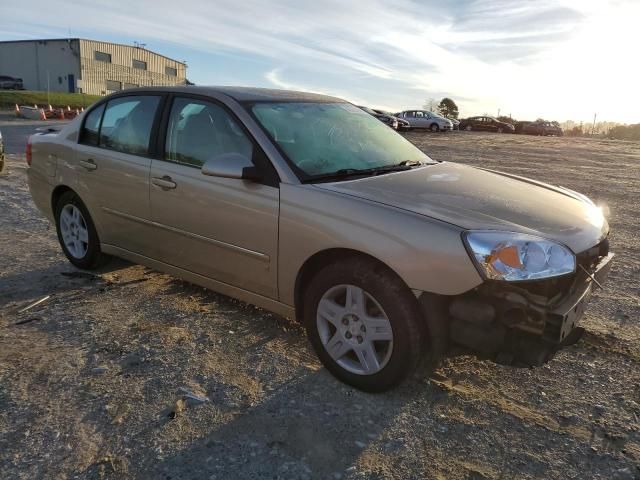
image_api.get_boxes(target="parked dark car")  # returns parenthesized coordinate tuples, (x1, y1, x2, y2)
(514, 121, 531, 134)
(0, 129, 4, 173)
(358, 106, 398, 129)
(459, 116, 515, 133)
(0, 75, 24, 90)
(523, 121, 564, 136)
(373, 109, 410, 130)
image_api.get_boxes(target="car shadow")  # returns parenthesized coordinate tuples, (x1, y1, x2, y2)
(145, 368, 427, 479)
(0, 257, 133, 309)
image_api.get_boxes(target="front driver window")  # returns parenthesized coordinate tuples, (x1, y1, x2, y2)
(165, 98, 253, 168)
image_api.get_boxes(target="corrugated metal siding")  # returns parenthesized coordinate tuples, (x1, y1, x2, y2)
(0, 39, 81, 92)
(78, 39, 186, 95)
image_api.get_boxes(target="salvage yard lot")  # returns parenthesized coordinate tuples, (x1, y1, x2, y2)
(1, 131, 639, 479)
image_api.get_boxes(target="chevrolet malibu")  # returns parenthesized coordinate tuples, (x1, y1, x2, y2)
(27, 87, 613, 392)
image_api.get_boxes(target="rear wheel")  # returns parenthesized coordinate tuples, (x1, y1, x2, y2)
(303, 258, 424, 392)
(497, 127, 504, 133)
(55, 191, 108, 269)
(430, 123, 440, 132)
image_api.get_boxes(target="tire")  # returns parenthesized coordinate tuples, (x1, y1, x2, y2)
(465, 125, 472, 131)
(430, 123, 440, 132)
(55, 191, 109, 269)
(303, 258, 424, 392)
(497, 127, 504, 134)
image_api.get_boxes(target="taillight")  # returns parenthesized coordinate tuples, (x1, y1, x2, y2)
(26, 141, 32, 166)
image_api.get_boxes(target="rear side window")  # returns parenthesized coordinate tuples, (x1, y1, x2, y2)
(80, 104, 105, 146)
(99, 96, 160, 155)
(164, 97, 253, 168)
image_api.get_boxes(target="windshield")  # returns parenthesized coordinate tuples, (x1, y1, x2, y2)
(250, 102, 433, 179)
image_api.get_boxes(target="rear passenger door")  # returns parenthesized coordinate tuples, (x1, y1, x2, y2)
(75, 94, 162, 253)
(148, 96, 280, 298)
(412, 111, 428, 129)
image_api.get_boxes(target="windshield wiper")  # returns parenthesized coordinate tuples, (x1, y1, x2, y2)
(304, 160, 431, 183)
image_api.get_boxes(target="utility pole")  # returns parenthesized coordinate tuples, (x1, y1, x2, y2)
(46, 70, 50, 106)
(591, 113, 597, 135)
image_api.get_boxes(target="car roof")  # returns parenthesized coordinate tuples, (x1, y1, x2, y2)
(111, 85, 345, 103)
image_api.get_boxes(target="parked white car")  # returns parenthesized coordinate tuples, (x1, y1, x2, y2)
(395, 110, 453, 132)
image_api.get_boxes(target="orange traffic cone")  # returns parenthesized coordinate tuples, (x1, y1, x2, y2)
(48, 104, 53, 111)
(39, 108, 46, 120)
(67, 105, 71, 111)
(34, 104, 38, 109)
(14, 104, 20, 116)
(57, 108, 65, 120)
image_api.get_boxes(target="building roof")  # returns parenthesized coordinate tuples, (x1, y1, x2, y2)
(119, 85, 345, 103)
(0, 38, 185, 65)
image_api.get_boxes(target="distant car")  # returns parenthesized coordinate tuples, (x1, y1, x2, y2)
(395, 110, 453, 132)
(0, 129, 4, 173)
(514, 121, 531, 134)
(395, 117, 411, 131)
(523, 121, 564, 136)
(358, 106, 398, 129)
(372, 109, 410, 131)
(448, 118, 460, 130)
(459, 116, 515, 133)
(0, 75, 24, 90)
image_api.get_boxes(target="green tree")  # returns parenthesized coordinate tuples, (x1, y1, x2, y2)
(437, 98, 459, 119)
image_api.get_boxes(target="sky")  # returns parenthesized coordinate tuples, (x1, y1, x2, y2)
(1, 0, 638, 123)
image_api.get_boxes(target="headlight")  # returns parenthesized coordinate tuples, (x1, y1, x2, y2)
(463, 231, 575, 281)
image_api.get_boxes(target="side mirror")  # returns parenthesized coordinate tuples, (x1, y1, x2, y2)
(201, 153, 261, 181)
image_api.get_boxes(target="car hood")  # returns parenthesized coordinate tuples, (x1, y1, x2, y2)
(314, 162, 608, 253)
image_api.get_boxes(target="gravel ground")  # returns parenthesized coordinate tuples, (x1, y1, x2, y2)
(0, 131, 639, 479)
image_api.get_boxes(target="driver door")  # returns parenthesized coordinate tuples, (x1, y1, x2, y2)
(148, 96, 280, 298)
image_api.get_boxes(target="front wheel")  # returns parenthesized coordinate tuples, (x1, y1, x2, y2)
(303, 259, 425, 392)
(55, 191, 109, 269)
(430, 123, 440, 132)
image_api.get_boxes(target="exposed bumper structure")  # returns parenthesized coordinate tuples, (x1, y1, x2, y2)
(419, 239, 613, 366)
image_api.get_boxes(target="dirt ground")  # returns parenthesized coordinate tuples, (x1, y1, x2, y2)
(1, 131, 639, 479)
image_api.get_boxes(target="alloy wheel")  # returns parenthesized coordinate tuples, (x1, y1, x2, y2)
(59, 204, 89, 259)
(316, 284, 393, 375)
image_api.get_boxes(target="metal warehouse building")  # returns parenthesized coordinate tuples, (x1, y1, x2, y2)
(0, 38, 187, 95)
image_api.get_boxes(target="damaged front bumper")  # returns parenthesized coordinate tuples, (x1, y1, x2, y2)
(419, 241, 614, 366)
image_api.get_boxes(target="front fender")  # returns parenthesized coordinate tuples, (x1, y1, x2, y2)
(277, 184, 483, 306)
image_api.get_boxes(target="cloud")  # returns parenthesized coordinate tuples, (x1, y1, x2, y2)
(1, 0, 638, 122)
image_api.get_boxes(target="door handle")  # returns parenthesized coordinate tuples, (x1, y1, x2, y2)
(79, 159, 97, 171)
(151, 176, 177, 189)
